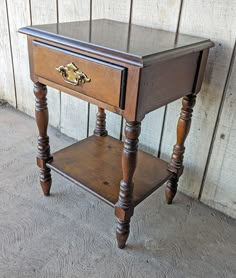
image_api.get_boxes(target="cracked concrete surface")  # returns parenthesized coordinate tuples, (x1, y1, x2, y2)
(0, 105, 235, 278)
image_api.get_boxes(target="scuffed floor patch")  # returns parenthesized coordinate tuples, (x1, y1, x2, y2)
(0, 106, 236, 278)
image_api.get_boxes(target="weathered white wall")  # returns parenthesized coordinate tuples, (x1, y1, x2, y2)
(0, 0, 235, 218)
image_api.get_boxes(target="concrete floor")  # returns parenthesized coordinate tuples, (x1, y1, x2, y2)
(0, 104, 235, 278)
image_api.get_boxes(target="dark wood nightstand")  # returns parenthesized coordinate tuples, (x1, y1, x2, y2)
(19, 19, 213, 249)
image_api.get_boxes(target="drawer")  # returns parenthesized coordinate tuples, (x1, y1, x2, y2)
(31, 41, 127, 108)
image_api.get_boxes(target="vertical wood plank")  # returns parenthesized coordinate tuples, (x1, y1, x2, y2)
(30, 0, 60, 128)
(132, 0, 181, 30)
(58, 0, 90, 140)
(6, 0, 32, 114)
(161, 0, 236, 198)
(201, 45, 236, 218)
(89, 0, 131, 139)
(0, 1, 16, 107)
(92, 0, 131, 21)
(132, 0, 181, 155)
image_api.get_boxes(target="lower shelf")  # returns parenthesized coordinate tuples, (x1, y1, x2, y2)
(47, 135, 172, 207)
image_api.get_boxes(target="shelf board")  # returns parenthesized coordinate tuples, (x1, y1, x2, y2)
(47, 135, 172, 207)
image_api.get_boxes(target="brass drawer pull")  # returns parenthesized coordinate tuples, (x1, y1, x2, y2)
(56, 62, 91, 86)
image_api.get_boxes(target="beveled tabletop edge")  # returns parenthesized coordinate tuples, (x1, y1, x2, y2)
(19, 19, 214, 67)
(19, 26, 144, 67)
(144, 40, 214, 65)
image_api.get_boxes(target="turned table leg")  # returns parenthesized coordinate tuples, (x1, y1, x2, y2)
(93, 107, 108, 136)
(165, 94, 196, 204)
(115, 121, 141, 249)
(33, 82, 52, 196)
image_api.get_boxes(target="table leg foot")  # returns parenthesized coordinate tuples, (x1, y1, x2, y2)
(116, 219, 130, 249)
(40, 168, 52, 196)
(166, 94, 196, 204)
(115, 121, 141, 249)
(165, 175, 178, 204)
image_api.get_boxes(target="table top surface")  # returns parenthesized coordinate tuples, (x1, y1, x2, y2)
(19, 19, 213, 65)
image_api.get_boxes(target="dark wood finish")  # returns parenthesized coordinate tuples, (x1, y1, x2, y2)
(19, 19, 213, 249)
(36, 77, 123, 116)
(47, 135, 171, 206)
(33, 82, 52, 196)
(21, 20, 214, 122)
(165, 94, 196, 204)
(137, 52, 199, 120)
(19, 19, 213, 67)
(32, 41, 127, 108)
(27, 35, 140, 121)
(115, 121, 141, 249)
(192, 49, 210, 94)
(94, 107, 108, 136)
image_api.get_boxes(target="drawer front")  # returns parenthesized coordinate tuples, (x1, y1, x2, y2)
(31, 41, 127, 108)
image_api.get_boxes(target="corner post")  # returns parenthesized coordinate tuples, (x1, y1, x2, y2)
(93, 107, 108, 136)
(165, 94, 196, 204)
(33, 82, 52, 195)
(115, 121, 141, 248)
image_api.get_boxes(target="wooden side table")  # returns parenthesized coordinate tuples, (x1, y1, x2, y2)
(19, 19, 213, 249)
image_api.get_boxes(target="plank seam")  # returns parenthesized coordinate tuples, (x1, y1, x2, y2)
(5, 0, 18, 108)
(119, 0, 133, 141)
(175, 0, 184, 44)
(157, 105, 168, 158)
(56, 0, 59, 26)
(87, 0, 93, 137)
(56, 0, 62, 130)
(157, 0, 184, 158)
(119, 117, 124, 141)
(129, 0, 133, 26)
(90, 0, 92, 21)
(198, 39, 236, 200)
(87, 103, 90, 137)
(29, 0, 32, 26)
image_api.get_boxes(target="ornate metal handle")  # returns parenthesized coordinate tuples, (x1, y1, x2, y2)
(56, 62, 91, 86)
